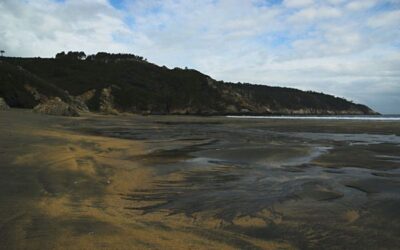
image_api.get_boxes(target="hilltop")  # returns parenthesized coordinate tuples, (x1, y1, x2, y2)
(0, 52, 377, 115)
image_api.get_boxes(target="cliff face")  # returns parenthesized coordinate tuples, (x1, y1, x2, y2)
(0, 54, 377, 115)
(0, 97, 9, 110)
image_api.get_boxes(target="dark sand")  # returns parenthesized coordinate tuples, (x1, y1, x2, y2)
(1, 109, 400, 249)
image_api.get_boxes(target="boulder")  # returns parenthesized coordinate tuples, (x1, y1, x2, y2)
(0, 97, 10, 110)
(33, 97, 79, 116)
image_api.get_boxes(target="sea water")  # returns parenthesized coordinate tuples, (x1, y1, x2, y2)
(227, 115, 400, 121)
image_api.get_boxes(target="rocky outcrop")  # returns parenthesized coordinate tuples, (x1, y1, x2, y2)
(77, 89, 96, 103)
(0, 97, 10, 110)
(67, 96, 90, 112)
(99, 87, 118, 115)
(62, 89, 96, 113)
(24, 84, 48, 102)
(33, 97, 79, 116)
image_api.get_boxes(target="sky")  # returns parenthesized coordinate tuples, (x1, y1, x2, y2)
(0, 0, 399, 113)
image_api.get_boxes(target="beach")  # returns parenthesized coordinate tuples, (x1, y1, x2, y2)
(1, 109, 399, 249)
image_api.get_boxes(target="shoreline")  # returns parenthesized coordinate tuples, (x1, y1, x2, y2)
(227, 115, 400, 121)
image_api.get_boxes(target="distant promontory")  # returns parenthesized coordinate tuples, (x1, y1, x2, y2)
(0, 52, 378, 116)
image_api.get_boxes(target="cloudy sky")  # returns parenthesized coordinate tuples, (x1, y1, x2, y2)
(1, 0, 399, 113)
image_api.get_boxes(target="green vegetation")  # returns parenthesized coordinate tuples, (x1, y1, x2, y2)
(0, 52, 376, 115)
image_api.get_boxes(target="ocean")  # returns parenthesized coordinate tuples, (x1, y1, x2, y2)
(227, 115, 400, 121)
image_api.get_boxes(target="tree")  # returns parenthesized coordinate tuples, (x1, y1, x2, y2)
(0, 50, 5, 57)
(67, 51, 86, 60)
(55, 51, 66, 59)
(56, 51, 86, 60)
(77, 51, 86, 60)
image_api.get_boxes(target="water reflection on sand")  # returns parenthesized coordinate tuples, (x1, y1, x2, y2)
(1, 110, 400, 249)
(89, 114, 400, 249)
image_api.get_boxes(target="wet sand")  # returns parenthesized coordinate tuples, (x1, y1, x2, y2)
(1, 109, 400, 249)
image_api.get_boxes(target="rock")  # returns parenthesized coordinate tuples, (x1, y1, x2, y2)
(99, 87, 118, 115)
(24, 84, 48, 102)
(65, 94, 90, 113)
(78, 89, 96, 103)
(64, 89, 96, 113)
(225, 105, 238, 113)
(68, 96, 90, 112)
(33, 97, 80, 116)
(0, 97, 10, 110)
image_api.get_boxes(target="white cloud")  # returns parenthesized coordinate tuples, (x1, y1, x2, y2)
(367, 10, 400, 27)
(345, 0, 378, 11)
(0, 0, 399, 113)
(288, 6, 342, 22)
(326, 0, 347, 5)
(0, 0, 133, 56)
(283, 0, 314, 8)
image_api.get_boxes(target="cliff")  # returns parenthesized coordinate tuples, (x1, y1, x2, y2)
(0, 53, 377, 115)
